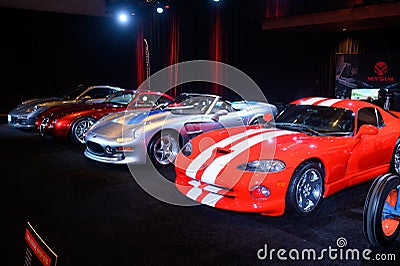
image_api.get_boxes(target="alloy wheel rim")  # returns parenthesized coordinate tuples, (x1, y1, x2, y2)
(75, 119, 95, 143)
(153, 134, 179, 165)
(394, 144, 400, 174)
(295, 168, 323, 213)
(382, 188, 399, 237)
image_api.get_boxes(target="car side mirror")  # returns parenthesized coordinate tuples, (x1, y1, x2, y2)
(263, 113, 274, 123)
(212, 110, 229, 121)
(356, 124, 378, 138)
(81, 95, 92, 103)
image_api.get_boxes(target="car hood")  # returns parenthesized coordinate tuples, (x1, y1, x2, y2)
(231, 101, 278, 115)
(37, 99, 81, 108)
(10, 97, 59, 113)
(43, 102, 121, 118)
(88, 109, 167, 138)
(190, 125, 354, 155)
(187, 127, 303, 164)
(22, 97, 61, 105)
(182, 126, 354, 186)
(10, 98, 81, 115)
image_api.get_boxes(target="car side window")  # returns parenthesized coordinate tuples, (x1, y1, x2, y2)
(156, 95, 172, 105)
(211, 100, 233, 114)
(356, 107, 384, 132)
(83, 88, 112, 99)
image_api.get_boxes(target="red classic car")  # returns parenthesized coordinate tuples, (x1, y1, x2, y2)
(175, 97, 400, 217)
(36, 90, 173, 143)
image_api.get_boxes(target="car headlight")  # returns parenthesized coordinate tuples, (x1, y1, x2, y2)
(237, 160, 286, 172)
(133, 128, 143, 138)
(116, 127, 143, 143)
(181, 141, 192, 156)
(116, 137, 134, 143)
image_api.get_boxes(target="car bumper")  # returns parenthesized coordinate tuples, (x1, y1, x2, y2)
(38, 118, 69, 140)
(175, 166, 290, 216)
(84, 138, 147, 165)
(7, 114, 36, 128)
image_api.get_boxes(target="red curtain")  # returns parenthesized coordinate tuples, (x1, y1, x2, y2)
(135, 18, 145, 89)
(265, 0, 287, 18)
(168, 11, 180, 97)
(209, 7, 224, 96)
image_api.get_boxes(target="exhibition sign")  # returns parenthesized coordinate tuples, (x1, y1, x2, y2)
(335, 53, 400, 100)
(24, 222, 58, 266)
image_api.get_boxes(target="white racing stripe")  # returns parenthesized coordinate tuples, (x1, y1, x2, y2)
(317, 98, 343, 107)
(186, 187, 202, 200)
(299, 97, 326, 105)
(200, 130, 295, 184)
(203, 185, 222, 194)
(201, 194, 224, 207)
(185, 128, 271, 178)
(186, 176, 224, 205)
(188, 180, 201, 187)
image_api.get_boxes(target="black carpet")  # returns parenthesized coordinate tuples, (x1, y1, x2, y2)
(0, 124, 399, 265)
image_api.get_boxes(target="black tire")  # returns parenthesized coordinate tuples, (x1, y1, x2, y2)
(147, 130, 180, 167)
(363, 173, 400, 248)
(69, 117, 96, 144)
(390, 138, 400, 175)
(285, 161, 324, 216)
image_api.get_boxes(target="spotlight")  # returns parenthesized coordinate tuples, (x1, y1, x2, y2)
(118, 12, 129, 23)
(156, 7, 164, 14)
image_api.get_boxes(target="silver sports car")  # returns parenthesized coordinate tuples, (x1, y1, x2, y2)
(8, 85, 125, 129)
(84, 93, 278, 167)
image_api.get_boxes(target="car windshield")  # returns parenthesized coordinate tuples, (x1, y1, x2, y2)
(128, 93, 165, 108)
(270, 105, 355, 136)
(169, 96, 216, 115)
(156, 94, 195, 110)
(107, 91, 135, 105)
(61, 85, 88, 100)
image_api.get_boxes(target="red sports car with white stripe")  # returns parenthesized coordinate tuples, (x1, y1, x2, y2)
(175, 97, 400, 216)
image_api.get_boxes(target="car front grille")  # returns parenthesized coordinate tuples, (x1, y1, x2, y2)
(8, 116, 35, 126)
(9, 116, 18, 124)
(87, 141, 104, 155)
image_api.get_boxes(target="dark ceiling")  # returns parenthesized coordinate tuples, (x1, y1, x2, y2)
(1, 0, 400, 32)
(0, 0, 107, 16)
(262, 0, 400, 32)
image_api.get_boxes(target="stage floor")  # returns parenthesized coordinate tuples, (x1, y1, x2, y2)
(1, 124, 399, 265)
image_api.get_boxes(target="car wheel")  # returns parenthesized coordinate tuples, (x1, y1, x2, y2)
(363, 173, 400, 248)
(390, 139, 400, 175)
(148, 131, 180, 167)
(70, 117, 96, 144)
(286, 161, 324, 216)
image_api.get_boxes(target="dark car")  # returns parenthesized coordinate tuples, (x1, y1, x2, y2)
(8, 85, 125, 129)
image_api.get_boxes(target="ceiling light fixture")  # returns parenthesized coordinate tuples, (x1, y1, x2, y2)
(156, 7, 164, 14)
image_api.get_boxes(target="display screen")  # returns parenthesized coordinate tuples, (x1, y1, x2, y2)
(350, 88, 382, 100)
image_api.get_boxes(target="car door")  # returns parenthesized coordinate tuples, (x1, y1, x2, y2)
(346, 107, 393, 180)
(209, 100, 245, 128)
